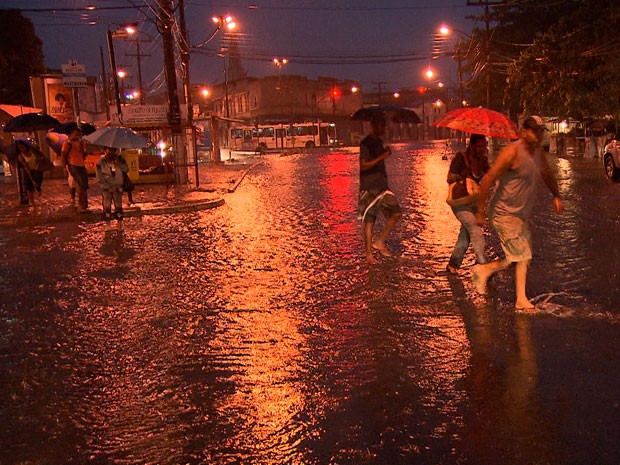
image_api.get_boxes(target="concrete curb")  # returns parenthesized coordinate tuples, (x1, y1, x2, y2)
(0, 198, 225, 228)
(227, 161, 262, 193)
(0, 159, 261, 228)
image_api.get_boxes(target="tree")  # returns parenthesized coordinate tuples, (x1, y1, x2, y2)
(505, 0, 620, 120)
(0, 9, 46, 105)
(463, 0, 579, 112)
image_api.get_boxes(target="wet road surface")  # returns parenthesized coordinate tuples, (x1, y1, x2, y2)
(1, 141, 620, 464)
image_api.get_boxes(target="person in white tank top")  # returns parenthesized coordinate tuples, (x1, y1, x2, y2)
(472, 116, 564, 313)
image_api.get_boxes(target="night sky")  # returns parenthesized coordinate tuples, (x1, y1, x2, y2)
(3, 0, 478, 95)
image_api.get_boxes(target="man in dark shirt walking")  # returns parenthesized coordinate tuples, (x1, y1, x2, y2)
(358, 114, 402, 264)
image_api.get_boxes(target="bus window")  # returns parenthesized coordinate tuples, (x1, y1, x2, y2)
(243, 129, 252, 142)
(231, 129, 243, 139)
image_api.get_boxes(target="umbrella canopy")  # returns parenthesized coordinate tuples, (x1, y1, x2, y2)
(351, 105, 422, 124)
(52, 121, 97, 136)
(433, 107, 519, 139)
(4, 112, 61, 132)
(83, 126, 148, 149)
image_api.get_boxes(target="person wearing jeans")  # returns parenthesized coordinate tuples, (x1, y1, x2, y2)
(96, 147, 125, 221)
(446, 134, 490, 273)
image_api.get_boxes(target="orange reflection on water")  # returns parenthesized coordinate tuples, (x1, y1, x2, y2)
(317, 151, 358, 243)
(409, 144, 459, 262)
(202, 170, 308, 461)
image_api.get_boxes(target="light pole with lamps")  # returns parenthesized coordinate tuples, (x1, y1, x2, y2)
(106, 28, 123, 119)
(123, 24, 150, 105)
(273, 57, 288, 118)
(116, 69, 127, 104)
(106, 23, 144, 121)
(421, 67, 434, 139)
(438, 24, 473, 108)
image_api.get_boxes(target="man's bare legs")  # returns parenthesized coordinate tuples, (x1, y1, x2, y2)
(514, 259, 534, 309)
(471, 258, 510, 294)
(372, 212, 401, 257)
(473, 258, 535, 309)
(364, 221, 378, 264)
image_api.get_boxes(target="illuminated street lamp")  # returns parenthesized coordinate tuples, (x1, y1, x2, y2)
(273, 57, 288, 117)
(212, 15, 236, 31)
(438, 24, 473, 108)
(123, 24, 148, 105)
(116, 69, 127, 104)
(421, 66, 436, 139)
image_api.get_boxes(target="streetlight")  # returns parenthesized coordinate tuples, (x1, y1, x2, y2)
(106, 22, 142, 118)
(212, 15, 236, 31)
(438, 24, 473, 108)
(116, 69, 127, 104)
(273, 57, 288, 118)
(123, 24, 149, 105)
(421, 66, 436, 138)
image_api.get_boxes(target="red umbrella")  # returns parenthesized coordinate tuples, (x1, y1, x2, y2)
(433, 107, 519, 139)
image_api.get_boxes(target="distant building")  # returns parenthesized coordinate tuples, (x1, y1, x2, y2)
(190, 75, 363, 145)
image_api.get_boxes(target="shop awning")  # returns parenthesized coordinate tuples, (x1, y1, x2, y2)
(0, 104, 43, 120)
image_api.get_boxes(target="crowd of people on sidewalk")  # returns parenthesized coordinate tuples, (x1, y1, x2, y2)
(359, 114, 563, 314)
(1, 128, 134, 221)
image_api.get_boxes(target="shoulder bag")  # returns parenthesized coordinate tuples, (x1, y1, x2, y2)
(446, 152, 480, 207)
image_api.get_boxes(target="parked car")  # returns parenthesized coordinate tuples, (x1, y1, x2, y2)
(603, 137, 620, 181)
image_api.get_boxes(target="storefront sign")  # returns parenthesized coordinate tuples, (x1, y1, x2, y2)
(122, 105, 169, 124)
(61, 60, 87, 88)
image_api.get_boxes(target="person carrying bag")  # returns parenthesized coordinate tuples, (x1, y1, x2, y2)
(445, 134, 491, 274)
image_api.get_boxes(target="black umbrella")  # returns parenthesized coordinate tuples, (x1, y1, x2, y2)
(52, 121, 97, 136)
(4, 112, 60, 132)
(351, 104, 421, 124)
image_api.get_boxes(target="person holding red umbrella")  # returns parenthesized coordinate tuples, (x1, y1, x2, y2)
(473, 116, 564, 313)
(445, 134, 490, 274)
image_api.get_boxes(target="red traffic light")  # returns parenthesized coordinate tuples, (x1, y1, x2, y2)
(331, 88, 341, 98)
(417, 86, 427, 94)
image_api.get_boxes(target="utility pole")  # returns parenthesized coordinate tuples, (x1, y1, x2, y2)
(160, 0, 181, 131)
(99, 46, 110, 120)
(177, 0, 199, 186)
(372, 80, 386, 104)
(160, 0, 187, 183)
(125, 38, 151, 105)
(106, 30, 122, 121)
(466, 0, 509, 109)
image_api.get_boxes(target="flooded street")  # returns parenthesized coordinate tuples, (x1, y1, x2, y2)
(1, 141, 620, 464)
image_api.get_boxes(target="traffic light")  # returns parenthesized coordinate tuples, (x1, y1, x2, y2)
(331, 88, 341, 98)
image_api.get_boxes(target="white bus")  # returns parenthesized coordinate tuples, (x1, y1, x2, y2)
(229, 121, 338, 152)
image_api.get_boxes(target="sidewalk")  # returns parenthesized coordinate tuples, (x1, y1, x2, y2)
(0, 157, 262, 227)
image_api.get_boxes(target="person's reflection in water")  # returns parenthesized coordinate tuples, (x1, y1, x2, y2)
(99, 229, 135, 264)
(447, 276, 559, 464)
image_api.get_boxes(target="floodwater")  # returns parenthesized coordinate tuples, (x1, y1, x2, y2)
(1, 141, 620, 465)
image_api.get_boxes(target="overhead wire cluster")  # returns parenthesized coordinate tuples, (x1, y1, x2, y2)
(15, 0, 467, 93)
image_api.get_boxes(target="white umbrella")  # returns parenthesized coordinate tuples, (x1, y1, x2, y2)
(83, 126, 148, 149)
